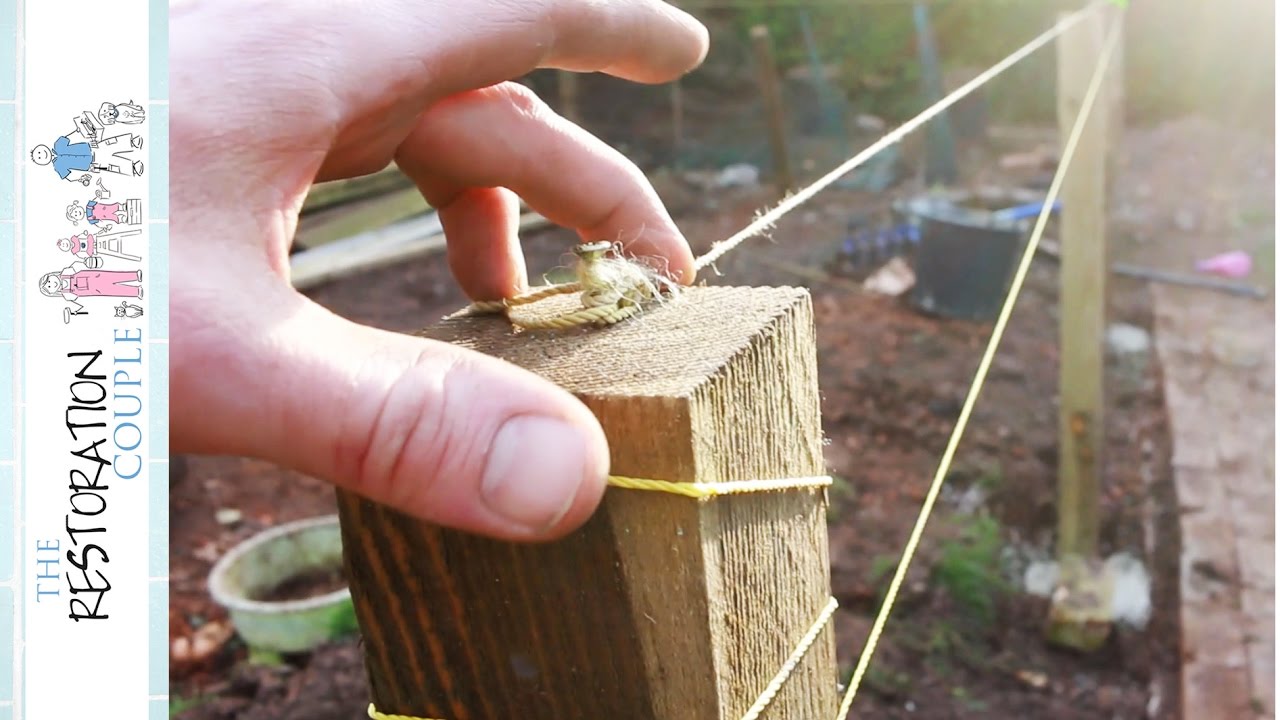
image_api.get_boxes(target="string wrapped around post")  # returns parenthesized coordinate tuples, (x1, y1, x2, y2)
(366, 471, 837, 720)
(362, 5, 1110, 720)
(368, 598, 837, 720)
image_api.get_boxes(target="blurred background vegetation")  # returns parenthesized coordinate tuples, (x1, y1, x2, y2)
(671, 0, 1274, 130)
(516, 0, 1272, 175)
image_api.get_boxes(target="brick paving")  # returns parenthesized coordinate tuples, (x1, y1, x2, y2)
(1152, 285, 1275, 720)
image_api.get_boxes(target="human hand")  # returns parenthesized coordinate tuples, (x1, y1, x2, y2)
(170, 0, 708, 541)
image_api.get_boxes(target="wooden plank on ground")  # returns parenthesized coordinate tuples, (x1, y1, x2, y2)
(302, 165, 413, 215)
(1153, 283, 1276, 719)
(296, 186, 430, 250)
(290, 211, 549, 290)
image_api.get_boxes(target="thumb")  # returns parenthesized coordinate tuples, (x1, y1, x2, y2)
(174, 295, 610, 541)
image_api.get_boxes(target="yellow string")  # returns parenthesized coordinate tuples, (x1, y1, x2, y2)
(364, 473, 833, 720)
(387, 7, 1108, 719)
(366, 594, 834, 717)
(835, 14, 1121, 719)
(741, 597, 840, 720)
(692, 9, 1094, 273)
(368, 596, 839, 720)
(368, 705, 439, 720)
(608, 474, 832, 498)
(459, 5, 1093, 332)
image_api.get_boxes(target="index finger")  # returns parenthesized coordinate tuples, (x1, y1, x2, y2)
(240, 0, 708, 112)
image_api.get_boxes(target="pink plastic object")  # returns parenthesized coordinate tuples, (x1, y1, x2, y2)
(1194, 250, 1253, 279)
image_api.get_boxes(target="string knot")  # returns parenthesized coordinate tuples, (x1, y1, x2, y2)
(468, 241, 679, 330)
(574, 240, 678, 309)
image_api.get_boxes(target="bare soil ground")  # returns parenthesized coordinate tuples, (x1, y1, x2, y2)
(170, 113, 1272, 719)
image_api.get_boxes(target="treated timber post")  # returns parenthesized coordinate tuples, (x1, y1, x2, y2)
(1055, 10, 1108, 561)
(337, 286, 838, 720)
(1103, 4, 1125, 197)
(750, 25, 795, 196)
(671, 79, 685, 168)
(558, 70, 582, 126)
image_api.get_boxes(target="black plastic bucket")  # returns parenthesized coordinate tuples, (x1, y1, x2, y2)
(893, 189, 1046, 321)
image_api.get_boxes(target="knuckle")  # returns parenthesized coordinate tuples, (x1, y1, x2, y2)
(343, 351, 481, 515)
(495, 81, 548, 120)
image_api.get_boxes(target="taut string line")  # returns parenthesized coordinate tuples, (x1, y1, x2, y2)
(836, 8, 1121, 718)
(375, 6, 1118, 720)
(464, 4, 1098, 330)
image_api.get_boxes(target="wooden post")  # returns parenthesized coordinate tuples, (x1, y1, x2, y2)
(913, 1, 959, 186)
(1104, 5, 1125, 198)
(1055, 10, 1109, 562)
(338, 286, 838, 719)
(750, 25, 794, 195)
(670, 79, 684, 169)
(558, 70, 582, 126)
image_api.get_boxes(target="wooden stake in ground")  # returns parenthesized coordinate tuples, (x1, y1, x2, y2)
(558, 70, 582, 125)
(750, 25, 795, 196)
(671, 78, 684, 168)
(1055, 9, 1109, 564)
(1103, 4, 1125, 197)
(338, 286, 838, 719)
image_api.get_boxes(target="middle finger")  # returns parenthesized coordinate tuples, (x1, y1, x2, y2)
(395, 82, 697, 291)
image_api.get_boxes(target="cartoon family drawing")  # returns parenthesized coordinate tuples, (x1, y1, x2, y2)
(115, 301, 144, 319)
(30, 99, 146, 184)
(66, 179, 142, 229)
(60, 299, 144, 325)
(40, 263, 144, 316)
(36, 98, 148, 323)
(44, 220, 145, 317)
(97, 100, 145, 126)
(56, 228, 143, 266)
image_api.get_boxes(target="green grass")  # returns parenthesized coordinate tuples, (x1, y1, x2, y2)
(1228, 205, 1276, 285)
(1252, 227, 1276, 286)
(328, 600, 361, 636)
(826, 474, 857, 521)
(863, 666, 914, 698)
(170, 694, 207, 718)
(951, 685, 989, 712)
(976, 464, 1003, 494)
(932, 515, 1008, 626)
(866, 553, 898, 586)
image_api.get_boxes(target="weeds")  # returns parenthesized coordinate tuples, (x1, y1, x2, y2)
(866, 553, 898, 585)
(170, 694, 206, 718)
(864, 666, 914, 699)
(932, 514, 1008, 626)
(976, 464, 1003, 494)
(951, 685, 989, 712)
(826, 474, 856, 521)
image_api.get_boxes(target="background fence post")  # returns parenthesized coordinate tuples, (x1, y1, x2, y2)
(1104, 5, 1126, 197)
(1055, 9, 1109, 562)
(558, 70, 582, 126)
(750, 24, 795, 196)
(671, 78, 685, 169)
